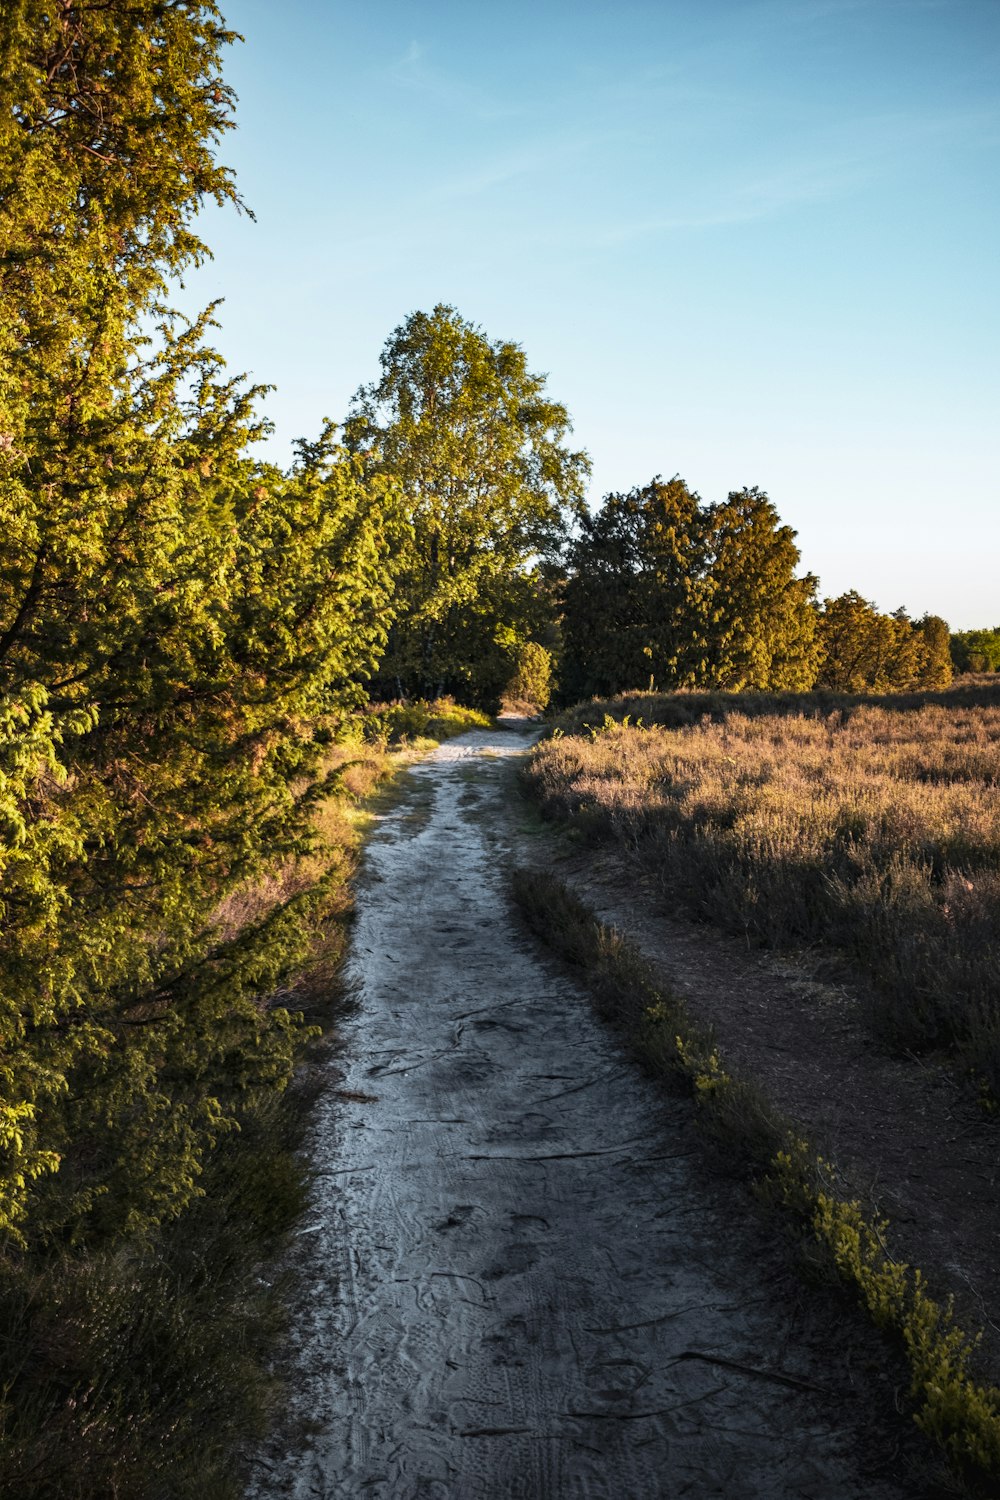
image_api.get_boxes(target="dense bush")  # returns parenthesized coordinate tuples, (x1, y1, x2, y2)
(361, 697, 491, 745)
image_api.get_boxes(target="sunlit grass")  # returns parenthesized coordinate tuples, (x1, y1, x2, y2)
(526, 681, 1000, 1086)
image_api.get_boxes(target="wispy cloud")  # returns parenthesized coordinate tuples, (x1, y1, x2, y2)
(383, 38, 528, 122)
(579, 101, 998, 250)
(394, 39, 425, 76)
(426, 131, 633, 203)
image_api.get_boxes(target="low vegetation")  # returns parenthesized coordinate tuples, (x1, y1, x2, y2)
(0, 703, 481, 1498)
(512, 868, 1000, 1490)
(361, 697, 491, 747)
(525, 680, 1000, 1088)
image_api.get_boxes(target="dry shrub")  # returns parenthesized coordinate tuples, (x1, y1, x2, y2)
(526, 684, 1000, 1085)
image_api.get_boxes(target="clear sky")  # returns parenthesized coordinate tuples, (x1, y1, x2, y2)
(184, 0, 999, 629)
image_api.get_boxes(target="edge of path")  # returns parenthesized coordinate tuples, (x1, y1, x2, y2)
(509, 754, 1000, 1496)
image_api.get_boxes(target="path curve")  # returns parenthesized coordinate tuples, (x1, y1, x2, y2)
(249, 725, 925, 1499)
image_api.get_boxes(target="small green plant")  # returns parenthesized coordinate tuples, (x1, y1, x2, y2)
(674, 1029, 731, 1093)
(770, 1152, 1000, 1478)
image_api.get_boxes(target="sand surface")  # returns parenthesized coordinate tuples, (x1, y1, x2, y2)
(248, 726, 928, 1499)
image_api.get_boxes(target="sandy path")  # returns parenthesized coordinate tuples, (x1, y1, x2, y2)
(248, 725, 926, 1499)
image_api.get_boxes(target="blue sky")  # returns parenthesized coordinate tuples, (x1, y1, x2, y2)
(185, 0, 999, 628)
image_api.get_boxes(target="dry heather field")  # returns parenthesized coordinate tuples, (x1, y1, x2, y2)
(526, 681, 1000, 1091)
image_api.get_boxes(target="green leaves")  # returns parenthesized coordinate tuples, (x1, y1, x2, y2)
(949, 626, 1000, 675)
(0, 4, 394, 1249)
(561, 479, 820, 700)
(697, 488, 821, 692)
(347, 304, 589, 708)
(560, 477, 706, 701)
(816, 593, 952, 692)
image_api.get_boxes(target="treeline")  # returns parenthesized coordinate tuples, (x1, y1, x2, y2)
(341, 324, 967, 712)
(0, 1, 397, 1256)
(332, 315, 973, 712)
(0, 3, 401, 1491)
(558, 480, 956, 703)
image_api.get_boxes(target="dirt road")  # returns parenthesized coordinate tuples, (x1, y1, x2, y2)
(248, 725, 929, 1499)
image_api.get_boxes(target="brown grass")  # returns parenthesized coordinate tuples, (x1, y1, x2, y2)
(525, 682, 1000, 1088)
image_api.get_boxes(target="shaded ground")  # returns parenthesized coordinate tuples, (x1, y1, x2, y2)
(248, 725, 938, 1499)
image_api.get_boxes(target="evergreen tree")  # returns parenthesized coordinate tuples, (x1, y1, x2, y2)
(0, 3, 393, 1244)
(915, 614, 953, 688)
(560, 481, 819, 700)
(815, 593, 940, 691)
(346, 304, 589, 708)
(559, 477, 706, 701)
(697, 488, 821, 691)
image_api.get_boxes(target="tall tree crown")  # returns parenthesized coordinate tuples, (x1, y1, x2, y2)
(346, 304, 589, 705)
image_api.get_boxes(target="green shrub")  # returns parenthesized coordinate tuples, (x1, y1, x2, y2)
(504, 642, 552, 713)
(362, 697, 491, 745)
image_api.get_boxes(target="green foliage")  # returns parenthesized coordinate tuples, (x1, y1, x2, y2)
(0, 0, 395, 1254)
(951, 627, 1000, 674)
(816, 593, 951, 691)
(559, 480, 819, 700)
(362, 697, 491, 746)
(916, 614, 954, 688)
(776, 1157, 1000, 1478)
(346, 304, 589, 709)
(696, 488, 821, 690)
(504, 640, 552, 712)
(560, 477, 706, 701)
(0, 1084, 310, 1500)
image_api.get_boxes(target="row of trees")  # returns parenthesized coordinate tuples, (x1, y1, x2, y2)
(559, 479, 820, 700)
(558, 478, 953, 701)
(342, 322, 957, 707)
